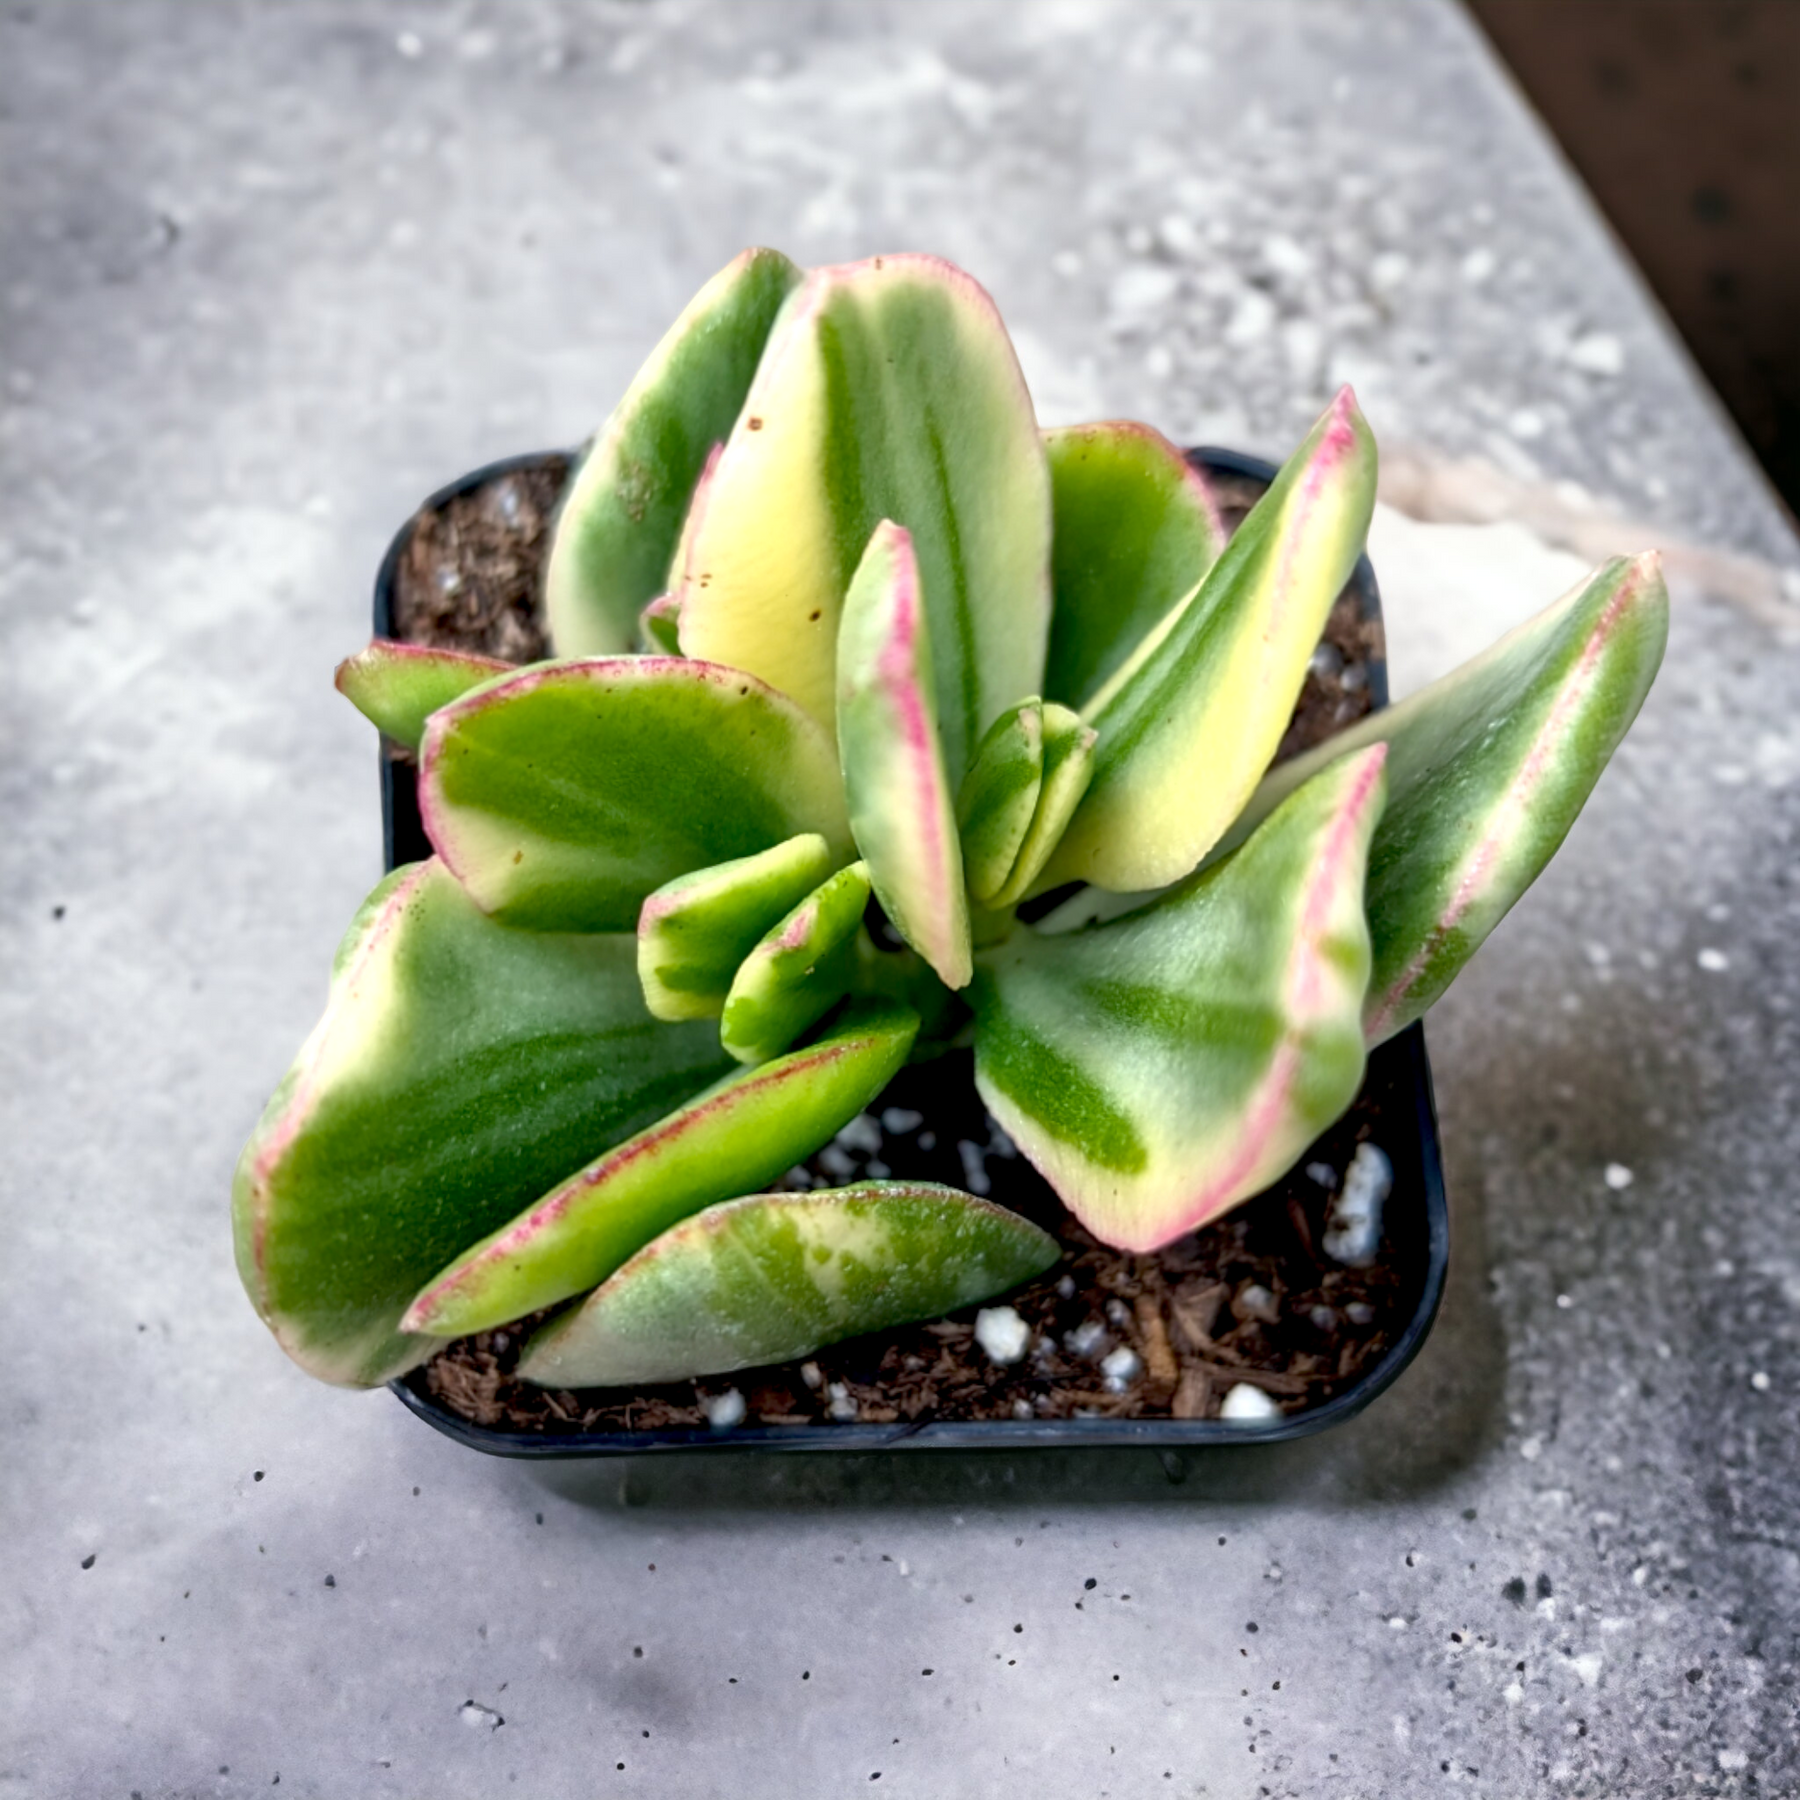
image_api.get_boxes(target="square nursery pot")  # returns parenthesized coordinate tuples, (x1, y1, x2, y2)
(375, 447, 1449, 1458)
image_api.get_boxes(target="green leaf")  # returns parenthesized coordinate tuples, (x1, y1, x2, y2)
(986, 702, 1096, 909)
(638, 592, 682, 654)
(1222, 552, 1668, 1043)
(837, 521, 973, 988)
(674, 253, 1051, 784)
(1042, 421, 1228, 711)
(516, 1181, 1059, 1388)
(958, 699, 1044, 906)
(420, 656, 852, 932)
(333, 640, 511, 752)
(637, 833, 837, 1022)
(402, 1002, 920, 1339)
(972, 744, 1387, 1252)
(230, 859, 732, 1386)
(1043, 388, 1378, 894)
(720, 862, 872, 1065)
(544, 248, 803, 656)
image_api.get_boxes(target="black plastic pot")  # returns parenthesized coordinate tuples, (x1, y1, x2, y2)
(377, 448, 1449, 1457)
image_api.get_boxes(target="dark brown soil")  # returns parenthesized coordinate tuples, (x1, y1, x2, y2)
(389, 455, 568, 663)
(391, 451, 1415, 1435)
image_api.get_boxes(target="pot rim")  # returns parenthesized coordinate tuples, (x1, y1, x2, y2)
(376, 447, 1446, 1458)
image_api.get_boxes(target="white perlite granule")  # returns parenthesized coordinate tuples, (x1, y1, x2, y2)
(1323, 1142, 1392, 1266)
(701, 1389, 746, 1430)
(1220, 1384, 1281, 1422)
(835, 1113, 883, 1156)
(957, 1140, 991, 1196)
(974, 1306, 1031, 1365)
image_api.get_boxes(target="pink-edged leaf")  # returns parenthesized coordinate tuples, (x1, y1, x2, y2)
(972, 745, 1386, 1252)
(419, 656, 851, 932)
(673, 253, 1051, 782)
(334, 640, 511, 751)
(1044, 388, 1378, 894)
(544, 248, 802, 655)
(836, 521, 972, 988)
(401, 1000, 919, 1339)
(1221, 551, 1669, 1042)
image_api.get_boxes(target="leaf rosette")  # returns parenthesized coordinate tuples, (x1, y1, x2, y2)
(239, 249, 1667, 1390)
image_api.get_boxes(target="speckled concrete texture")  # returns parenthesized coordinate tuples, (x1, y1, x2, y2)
(3, 4, 1798, 1796)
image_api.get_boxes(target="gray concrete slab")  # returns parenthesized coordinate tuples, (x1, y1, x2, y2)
(3, 3, 1798, 1795)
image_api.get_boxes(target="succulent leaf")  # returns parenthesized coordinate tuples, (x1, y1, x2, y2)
(333, 639, 510, 752)
(986, 702, 1097, 909)
(673, 253, 1052, 782)
(957, 699, 1045, 906)
(402, 1001, 920, 1339)
(420, 656, 852, 932)
(638, 592, 682, 654)
(972, 743, 1387, 1252)
(720, 862, 873, 1065)
(837, 522, 973, 988)
(516, 1181, 1060, 1388)
(230, 859, 732, 1386)
(544, 247, 803, 656)
(1222, 552, 1668, 1043)
(638, 833, 838, 1023)
(1042, 422, 1228, 711)
(1042, 388, 1377, 894)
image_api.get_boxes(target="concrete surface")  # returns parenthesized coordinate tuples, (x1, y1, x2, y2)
(3, 3, 1798, 1796)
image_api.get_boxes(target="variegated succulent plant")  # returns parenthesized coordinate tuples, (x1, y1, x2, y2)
(235, 248, 1668, 1394)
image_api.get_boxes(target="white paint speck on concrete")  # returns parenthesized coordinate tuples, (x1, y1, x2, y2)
(1568, 332, 1625, 376)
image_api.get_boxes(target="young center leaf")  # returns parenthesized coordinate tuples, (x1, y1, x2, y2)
(719, 862, 873, 1066)
(402, 1001, 920, 1340)
(334, 640, 511, 752)
(637, 833, 838, 1022)
(673, 253, 1051, 784)
(420, 657, 852, 932)
(957, 699, 1045, 906)
(230, 859, 732, 1386)
(972, 743, 1387, 1253)
(985, 701, 1097, 910)
(516, 1182, 1060, 1389)
(1220, 551, 1669, 1043)
(837, 522, 972, 988)
(544, 247, 803, 656)
(1041, 388, 1377, 895)
(1042, 421, 1228, 712)
(637, 592, 683, 653)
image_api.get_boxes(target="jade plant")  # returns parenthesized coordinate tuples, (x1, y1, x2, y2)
(235, 247, 1667, 1395)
